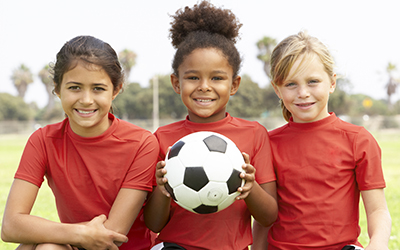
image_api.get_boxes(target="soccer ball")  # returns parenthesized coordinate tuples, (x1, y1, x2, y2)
(164, 131, 245, 214)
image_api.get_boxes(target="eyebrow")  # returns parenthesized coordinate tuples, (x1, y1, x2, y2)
(65, 82, 109, 87)
(183, 70, 228, 75)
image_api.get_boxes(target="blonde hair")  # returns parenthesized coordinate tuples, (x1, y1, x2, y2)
(270, 31, 335, 121)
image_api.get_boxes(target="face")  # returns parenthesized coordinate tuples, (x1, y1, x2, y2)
(273, 53, 336, 123)
(56, 61, 120, 137)
(171, 48, 240, 123)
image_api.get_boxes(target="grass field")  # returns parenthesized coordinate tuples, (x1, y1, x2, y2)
(0, 131, 399, 249)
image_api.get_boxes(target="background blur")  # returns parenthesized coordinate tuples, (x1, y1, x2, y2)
(1, 0, 400, 133)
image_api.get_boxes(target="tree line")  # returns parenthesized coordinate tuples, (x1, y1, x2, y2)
(1, 37, 400, 123)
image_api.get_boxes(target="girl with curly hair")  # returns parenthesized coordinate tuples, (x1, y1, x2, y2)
(144, 1, 277, 249)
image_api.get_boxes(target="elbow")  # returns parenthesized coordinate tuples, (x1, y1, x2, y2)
(1, 221, 14, 243)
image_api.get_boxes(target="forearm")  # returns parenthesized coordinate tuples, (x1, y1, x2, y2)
(367, 207, 391, 247)
(251, 221, 270, 250)
(144, 187, 171, 232)
(1, 213, 84, 246)
(245, 182, 277, 227)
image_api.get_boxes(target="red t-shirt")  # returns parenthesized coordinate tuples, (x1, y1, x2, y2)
(153, 113, 275, 250)
(15, 113, 159, 250)
(267, 113, 386, 250)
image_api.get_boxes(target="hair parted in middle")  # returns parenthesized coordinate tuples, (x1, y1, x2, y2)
(270, 31, 336, 121)
(170, 0, 243, 77)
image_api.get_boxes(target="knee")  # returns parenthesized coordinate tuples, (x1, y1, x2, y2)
(35, 244, 73, 250)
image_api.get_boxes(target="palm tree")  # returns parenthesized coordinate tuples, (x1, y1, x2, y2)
(38, 64, 55, 111)
(256, 36, 277, 80)
(11, 64, 33, 99)
(118, 49, 137, 83)
(385, 62, 399, 109)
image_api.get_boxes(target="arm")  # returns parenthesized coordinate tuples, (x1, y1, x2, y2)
(143, 160, 172, 233)
(237, 153, 278, 227)
(1, 179, 127, 250)
(104, 188, 148, 245)
(361, 188, 391, 250)
(252, 221, 271, 250)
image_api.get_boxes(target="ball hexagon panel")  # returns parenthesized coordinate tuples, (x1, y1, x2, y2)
(174, 184, 202, 209)
(198, 182, 229, 206)
(178, 140, 210, 167)
(202, 152, 233, 182)
(164, 157, 186, 188)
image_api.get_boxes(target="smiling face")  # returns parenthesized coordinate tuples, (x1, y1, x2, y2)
(171, 48, 240, 123)
(56, 61, 120, 137)
(273, 53, 336, 123)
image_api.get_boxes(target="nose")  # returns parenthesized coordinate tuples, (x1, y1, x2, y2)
(79, 90, 94, 105)
(297, 85, 310, 98)
(198, 79, 211, 92)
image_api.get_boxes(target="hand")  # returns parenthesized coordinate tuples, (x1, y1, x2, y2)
(236, 152, 255, 200)
(80, 214, 128, 250)
(155, 160, 171, 198)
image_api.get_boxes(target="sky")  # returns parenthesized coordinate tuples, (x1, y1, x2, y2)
(1, 0, 399, 108)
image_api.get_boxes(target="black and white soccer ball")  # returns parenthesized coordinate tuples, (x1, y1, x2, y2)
(164, 131, 245, 214)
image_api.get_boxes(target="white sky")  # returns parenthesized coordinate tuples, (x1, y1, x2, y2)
(1, 0, 399, 108)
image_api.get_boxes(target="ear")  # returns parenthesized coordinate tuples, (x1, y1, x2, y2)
(54, 82, 61, 99)
(272, 83, 282, 99)
(230, 76, 241, 96)
(171, 73, 181, 94)
(329, 73, 337, 94)
(112, 85, 122, 100)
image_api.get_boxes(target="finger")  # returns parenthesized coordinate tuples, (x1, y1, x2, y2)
(242, 152, 250, 164)
(112, 232, 128, 244)
(156, 161, 166, 169)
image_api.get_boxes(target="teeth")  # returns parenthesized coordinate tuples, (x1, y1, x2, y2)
(197, 99, 212, 102)
(77, 109, 95, 114)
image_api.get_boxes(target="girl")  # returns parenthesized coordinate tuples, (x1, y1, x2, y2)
(1, 36, 159, 250)
(143, 1, 278, 249)
(252, 31, 391, 250)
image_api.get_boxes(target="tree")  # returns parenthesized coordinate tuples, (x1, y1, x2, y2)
(0, 93, 33, 121)
(156, 74, 187, 119)
(256, 36, 277, 79)
(385, 62, 399, 109)
(11, 64, 34, 99)
(38, 64, 56, 111)
(228, 74, 265, 117)
(113, 82, 152, 119)
(118, 49, 137, 83)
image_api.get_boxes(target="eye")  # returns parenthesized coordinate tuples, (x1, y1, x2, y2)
(68, 86, 80, 90)
(211, 76, 223, 81)
(186, 76, 199, 80)
(94, 87, 106, 91)
(284, 82, 296, 87)
(309, 79, 319, 84)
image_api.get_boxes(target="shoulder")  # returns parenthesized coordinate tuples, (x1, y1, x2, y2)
(155, 120, 186, 135)
(229, 117, 267, 132)
(268, 123, 289, 138)
(113, 118, 156, 143)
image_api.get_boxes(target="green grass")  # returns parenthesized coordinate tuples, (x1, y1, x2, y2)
(1, 131, 399, 249)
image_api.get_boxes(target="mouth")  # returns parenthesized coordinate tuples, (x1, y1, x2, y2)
(295, 102, 315, 107)
(194, 98, 215, 103)
(75, 109, 97, 114)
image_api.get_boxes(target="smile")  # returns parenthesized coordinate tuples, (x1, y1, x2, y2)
(296, 103, 314, 107)
(194, 99, 214, 102)
(76, 109, 96, 114)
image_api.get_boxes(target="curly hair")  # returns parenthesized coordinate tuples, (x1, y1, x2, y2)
(170, 0, 242, 77)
